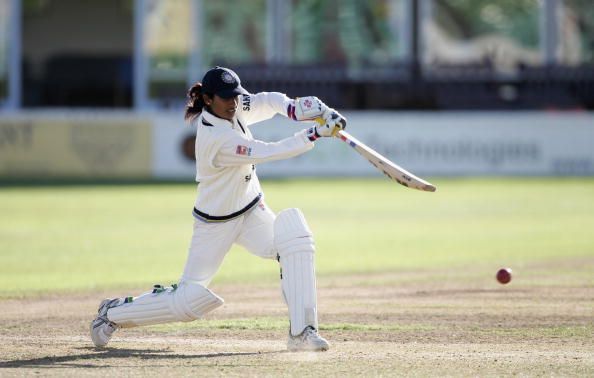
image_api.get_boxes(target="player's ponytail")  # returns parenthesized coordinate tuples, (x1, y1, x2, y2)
(184, 82, 212, 122)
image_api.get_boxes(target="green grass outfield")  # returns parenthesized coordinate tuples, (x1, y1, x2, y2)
(1, 178, 593, 297)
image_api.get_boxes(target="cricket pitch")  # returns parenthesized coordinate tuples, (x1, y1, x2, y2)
(1, 261, 592, 377)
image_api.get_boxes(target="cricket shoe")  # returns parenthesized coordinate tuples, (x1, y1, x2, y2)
(287, 326, 330, 352)
(90, 298, 120, 347)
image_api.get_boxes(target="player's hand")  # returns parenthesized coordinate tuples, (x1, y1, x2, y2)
(317, 111, 346, 137)
(292, 96, 332, 121)
(306, 110, 347, 141)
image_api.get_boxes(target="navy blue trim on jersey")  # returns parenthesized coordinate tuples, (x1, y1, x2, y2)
(287, 104, 296, 120)
(192, 193, 262, 223)
(237, 120, 246, 134)
(202, 119, 214, 126)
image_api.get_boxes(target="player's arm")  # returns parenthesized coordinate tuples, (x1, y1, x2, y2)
(213, 129, 313, 167)
(239, 92, 293, 125)
(240, 93, 347, 127)
(213, 115, 346, 167)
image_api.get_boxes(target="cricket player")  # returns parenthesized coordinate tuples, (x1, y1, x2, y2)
(90, 66, 346, 352)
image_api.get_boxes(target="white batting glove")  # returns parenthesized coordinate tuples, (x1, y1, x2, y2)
(306, 111, 347, 141)
(290, 96, 333, 121)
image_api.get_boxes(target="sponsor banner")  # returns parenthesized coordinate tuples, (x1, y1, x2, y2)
(153, 111, 594, 179)
(0, 114, 152, 178)
(4, 111, 588, 180)
(346, 112, 594, 176)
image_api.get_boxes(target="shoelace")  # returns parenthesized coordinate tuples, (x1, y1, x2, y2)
(95, 314, 118, 330)
(302, 327, 317, 339)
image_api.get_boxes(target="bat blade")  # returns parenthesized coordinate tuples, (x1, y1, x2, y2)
(336, 130, 436, 192)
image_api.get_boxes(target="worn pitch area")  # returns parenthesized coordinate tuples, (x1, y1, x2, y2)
(1, 266, 593, 377)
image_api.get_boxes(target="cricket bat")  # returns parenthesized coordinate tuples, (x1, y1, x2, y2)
(335, 129, 437, 192)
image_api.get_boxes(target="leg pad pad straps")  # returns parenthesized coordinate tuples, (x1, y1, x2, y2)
(107, 282, 223, 328)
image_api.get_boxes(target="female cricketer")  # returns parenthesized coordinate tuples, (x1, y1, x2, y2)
(91, 66, 346, 352)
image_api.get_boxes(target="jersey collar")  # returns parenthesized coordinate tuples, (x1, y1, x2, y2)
(202, 109, 234, 128)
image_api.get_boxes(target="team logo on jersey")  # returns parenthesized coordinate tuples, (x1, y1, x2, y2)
(303, 98, 313, 108)
(221, 71, 235, 84)
(236, 145, 252, 156)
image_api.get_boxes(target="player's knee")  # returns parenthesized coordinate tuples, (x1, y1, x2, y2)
(258, 246, 277, 260)
(274, 208, 315, 258)
(172, 281, 224, 321)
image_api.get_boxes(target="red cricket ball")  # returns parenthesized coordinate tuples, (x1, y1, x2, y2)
(496, 268, 512, 284)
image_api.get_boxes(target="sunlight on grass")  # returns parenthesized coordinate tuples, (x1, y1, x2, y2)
(1, 178, 593, 296)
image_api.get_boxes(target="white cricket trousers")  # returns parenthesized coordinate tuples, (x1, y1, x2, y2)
(180, 202, 276, 287)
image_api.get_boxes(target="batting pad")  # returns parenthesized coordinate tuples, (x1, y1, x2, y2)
(274, 208, 318, 336)
(106, 282, 224, 328)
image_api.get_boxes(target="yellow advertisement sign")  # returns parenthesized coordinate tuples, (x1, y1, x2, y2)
(0, 116, 152, 178)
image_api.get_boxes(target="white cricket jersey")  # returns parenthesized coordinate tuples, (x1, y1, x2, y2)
(191, 92, 314, 222)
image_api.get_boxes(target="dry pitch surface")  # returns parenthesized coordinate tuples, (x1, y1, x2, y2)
(1, 266, 593, 377)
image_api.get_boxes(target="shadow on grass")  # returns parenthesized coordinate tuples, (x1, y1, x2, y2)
(0, 347, 284, 369)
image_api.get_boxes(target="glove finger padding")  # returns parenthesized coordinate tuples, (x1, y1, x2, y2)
(328, 111, 347, 135)
(315, 111, 346, 137)
(316, 123, 336, 137)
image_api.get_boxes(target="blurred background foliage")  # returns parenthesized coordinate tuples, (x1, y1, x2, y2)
(435, 0, 540, 48)
(2, 0, 594, 109)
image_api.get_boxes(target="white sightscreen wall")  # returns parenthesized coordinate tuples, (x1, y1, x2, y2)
(152, 111, 594, 179)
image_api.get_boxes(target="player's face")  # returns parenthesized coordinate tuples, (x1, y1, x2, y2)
(209, 94, 239, 121)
